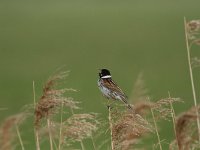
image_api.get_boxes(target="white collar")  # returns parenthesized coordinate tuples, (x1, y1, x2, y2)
(101, 75, 112, 79)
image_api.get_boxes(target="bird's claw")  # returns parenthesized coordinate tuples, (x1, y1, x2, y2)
(107, 105, 112, 110)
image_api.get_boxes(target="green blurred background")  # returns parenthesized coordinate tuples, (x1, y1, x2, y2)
(1, 0, 200, 149)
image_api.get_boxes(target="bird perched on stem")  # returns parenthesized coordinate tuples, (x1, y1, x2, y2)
(97, 69, 133, 110)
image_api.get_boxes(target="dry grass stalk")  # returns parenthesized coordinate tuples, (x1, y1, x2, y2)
(184, 17, 200, 142)
(172, 105, 200, 150)
(33, 80, 40, 150)
(60, 113, 99, 149)
(108, 74, 153, 150)
(34, 71, 78, 128)
(47, 118, 54, 150)
(110, 107, 152, 150)
(0, 113, 27, 150)
(149, 97, 183, 149)
(91, 135, 97, 150)
(34, 71, 79, 150)
(35, 129, 40, 150)
(108, 106, 114, 150)
(167, 92, 180, 150)
(33, 70, 101, 150)
(15, 124, 25, 150)
(149, 101, 163, 150)
(62, 113, 99, 142)
(37, 121, 60, 140)
(152, 97, 182, 121)
(80, 140, 85, 150)
(58, 101, 64, 150)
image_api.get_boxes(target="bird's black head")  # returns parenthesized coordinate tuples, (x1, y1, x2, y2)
(99, 69, 112, 78)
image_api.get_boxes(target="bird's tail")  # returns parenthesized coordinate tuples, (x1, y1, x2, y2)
(121, 98, 134, 111)
(127, 104, 133, 110)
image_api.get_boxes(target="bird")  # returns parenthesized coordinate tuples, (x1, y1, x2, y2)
(97, 69, 133, 110)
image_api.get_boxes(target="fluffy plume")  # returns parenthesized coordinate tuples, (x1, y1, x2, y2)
(151, 97, 183, 121)
(170, 105, 200, 150)
(62, 113, 99, 142)
(0, 113, 28, 150)
(34, 71, 78, 128)
(186, 20, 200, 40)
(134, 101, 154, 116)
(110, 108, 152, 150)
(191, 57, 200, 69)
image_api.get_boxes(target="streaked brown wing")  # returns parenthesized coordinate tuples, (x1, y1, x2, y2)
(102, 78, 127, 99)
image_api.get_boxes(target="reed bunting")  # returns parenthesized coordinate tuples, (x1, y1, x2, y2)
(97, 69, 133, 110)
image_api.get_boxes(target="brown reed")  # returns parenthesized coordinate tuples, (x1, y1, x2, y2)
(34, 71, 78, 128)
(62, 113, 99, 142)
(173, 105, 200, 150)
(0, 113, 27, 150)
(109, 106, 152, 150)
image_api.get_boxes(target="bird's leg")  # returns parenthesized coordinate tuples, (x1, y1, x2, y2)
(106, 99, 110, 109)
(107, 99, 114, 110)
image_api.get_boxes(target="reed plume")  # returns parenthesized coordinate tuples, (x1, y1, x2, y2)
(0, 112, 28, 150)
(170, 105, 200, 150)
(62, 113, 99, 142)
(108, 106, 152, 150)
(34, 71, 78, 128)
(34, 71, 79, 150)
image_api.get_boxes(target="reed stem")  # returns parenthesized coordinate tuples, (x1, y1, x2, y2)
(47, 118, 54, 150)
(149, 97, 162, 150)
(184, 17, 200, 142)
(108, 106, 114, 150)
(15, 125, 25, 150)
(33, 81, 40, 150)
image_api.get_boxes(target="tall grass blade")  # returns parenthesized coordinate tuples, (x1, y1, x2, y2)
(15, 125, 25, 150)
(184, 17, 200, 142)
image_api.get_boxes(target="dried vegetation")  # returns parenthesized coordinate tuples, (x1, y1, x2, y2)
(1, 18, 200, 150)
